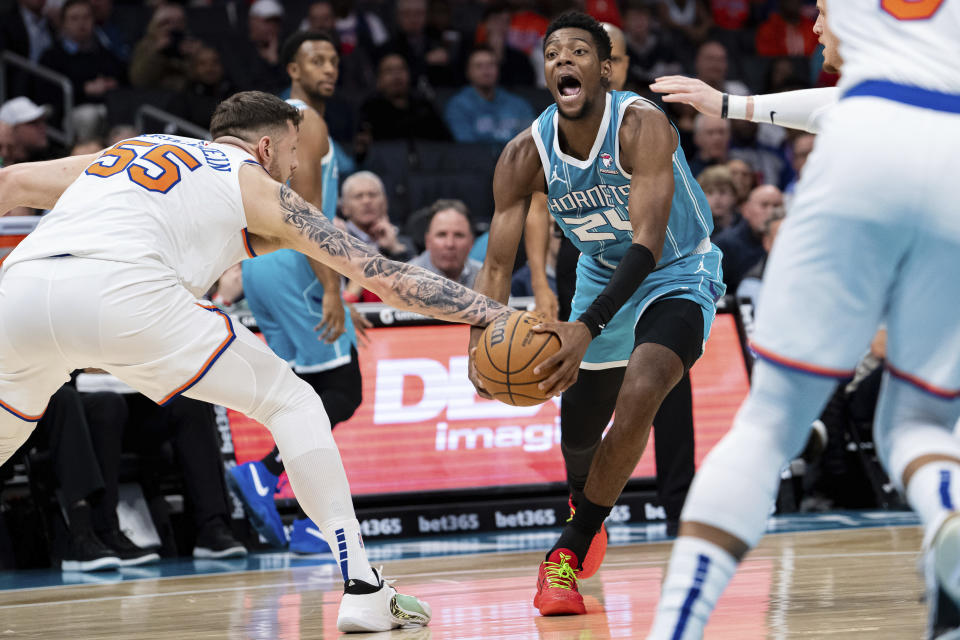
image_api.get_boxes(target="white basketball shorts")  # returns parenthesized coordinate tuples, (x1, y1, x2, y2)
(0, 256, 236, 420)
(752, 92, 960, 398)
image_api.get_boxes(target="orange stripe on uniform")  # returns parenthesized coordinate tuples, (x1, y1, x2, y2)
(0, 398, 45, 422)
(886, 363, 960, 400)
(242, 228, 257, 258)
(750, 342, 855, 379)
(158, 304, 236, 405)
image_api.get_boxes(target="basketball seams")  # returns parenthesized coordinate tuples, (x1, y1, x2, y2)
(504, 312, 522, 405)
(481, 330, 508, 375)
(512, 331, 560, 374)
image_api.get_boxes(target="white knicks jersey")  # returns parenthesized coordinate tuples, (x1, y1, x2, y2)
(828, 0, 960, 94)
(5, 134, 261, 298)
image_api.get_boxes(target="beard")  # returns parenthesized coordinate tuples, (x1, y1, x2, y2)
(558, 94, 596, 122)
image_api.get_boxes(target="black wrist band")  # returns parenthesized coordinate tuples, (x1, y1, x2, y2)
(721, 93, 729, 119)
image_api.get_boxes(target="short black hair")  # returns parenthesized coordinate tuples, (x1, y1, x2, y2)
(61, 0, 91, 21)
(280, 30, 337, 68)
(210, 91, 302, 141)
(543, 11, 612, 61)
(466, 43, 497, 66)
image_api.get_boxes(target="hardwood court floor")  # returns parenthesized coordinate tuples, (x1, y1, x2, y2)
(0, 526, 927, 639)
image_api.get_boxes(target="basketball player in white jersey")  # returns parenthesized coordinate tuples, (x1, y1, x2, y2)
(646, 1, 960, 638)
(0, 91, 516, 633)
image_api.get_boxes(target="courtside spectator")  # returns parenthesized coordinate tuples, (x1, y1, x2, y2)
(121, 394, 246, 559)
(28, 384, 158, 571)
(38, 0, 125, 107)
(444, 45, 534, 144)
(340, 171, 416, 302)
(356, 52, 451, 153)
(695, 40, 750, 96)
(0, 97, 50, 163)
(129, 3, 199, 92)
(755, 0, 818, 57)
(410, 200, 481, 286)
(220, 0, 287, 94)
(475, 5, 536, 87)
(325, 2, 388, 94)
(656, 0, 713, 46)
(689, 114, 730, 176)
(713, 184, 784, 291)
(89, 0, 129, 62)
(697, 165, 739, 234)
(384, 0, 462, 88)
(172, 45, 235, 128)
(729, 119, 788, 187)
(0, 0, 54, 65)
(735, 208, 785, 307)
(710, 0, 751, 31)
(341, 171, 416, 262)
(727, 157, 757, 206)
(301, 1, 335, 32)
(784, 132, 815, 198)
(621, 2, 683, 86)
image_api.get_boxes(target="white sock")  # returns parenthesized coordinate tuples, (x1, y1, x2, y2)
(284, 448, 377, 584)
(647, 537, 738, 640)
(906, 462, 960, 549)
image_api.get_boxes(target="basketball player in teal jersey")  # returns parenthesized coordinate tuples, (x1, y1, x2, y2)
(468, 11, 725, 616)
(228, 32, 359, 553)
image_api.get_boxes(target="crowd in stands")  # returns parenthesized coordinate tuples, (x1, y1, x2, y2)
(1, 0, 853, 570)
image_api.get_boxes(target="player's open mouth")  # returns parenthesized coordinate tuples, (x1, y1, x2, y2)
(557, 75, 582, 99)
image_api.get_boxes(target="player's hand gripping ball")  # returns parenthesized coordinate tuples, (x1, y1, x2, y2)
(473, 310, 561, 406)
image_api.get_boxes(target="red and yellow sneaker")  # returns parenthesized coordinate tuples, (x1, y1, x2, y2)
(568, 496, 608, 579)
(533, 548, 587, 616)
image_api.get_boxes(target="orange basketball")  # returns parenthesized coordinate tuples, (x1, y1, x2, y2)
(474, 310, 561, 407)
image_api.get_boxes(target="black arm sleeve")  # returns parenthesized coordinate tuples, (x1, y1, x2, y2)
(577, 243, 657, 338)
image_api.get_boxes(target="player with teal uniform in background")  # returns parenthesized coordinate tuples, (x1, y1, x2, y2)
(227, 32, 361, 555)
(468, 12, 724, 616)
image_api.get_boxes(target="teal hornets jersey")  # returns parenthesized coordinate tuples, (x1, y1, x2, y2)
(321, 139, 339, 219)
(531, 91, 714, 270)
(286, 98, 339, 222)
(239, 98, 354, 371)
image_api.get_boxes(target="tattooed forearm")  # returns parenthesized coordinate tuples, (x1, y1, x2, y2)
(362, 255, 511, 326)
(278, 184, 511, 327)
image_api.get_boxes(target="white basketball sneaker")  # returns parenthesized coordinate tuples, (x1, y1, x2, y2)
(336, 567, 431, 633)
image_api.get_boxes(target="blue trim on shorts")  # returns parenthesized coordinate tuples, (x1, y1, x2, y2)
(844, 81, 960, 114)
(158, 305, 236, 406)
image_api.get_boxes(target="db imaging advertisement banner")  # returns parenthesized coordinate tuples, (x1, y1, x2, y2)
(227, 314, 749, 497)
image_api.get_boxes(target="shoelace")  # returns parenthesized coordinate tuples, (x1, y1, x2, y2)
(543, 553, 579, 591)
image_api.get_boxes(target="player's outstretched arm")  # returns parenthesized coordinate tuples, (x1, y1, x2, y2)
(649, 75, 839, 134)
(0, 153, 98, 213)
(248, 173, 511, 328)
